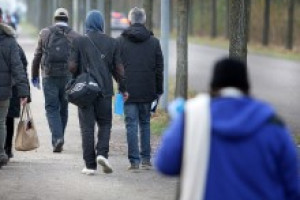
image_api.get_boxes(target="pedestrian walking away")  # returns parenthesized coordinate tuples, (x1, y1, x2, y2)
(155, 58, 300, 200)
(117, 7, 164, 171)
(0, 7, 30, 168)
(68, 10, 128, 175)
(5, 44, 30, 159)
(31, 8, 80, 153)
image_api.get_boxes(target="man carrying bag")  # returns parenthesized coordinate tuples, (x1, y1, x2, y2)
(68, 11, 128, 175)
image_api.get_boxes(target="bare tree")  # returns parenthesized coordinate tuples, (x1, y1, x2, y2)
(211, 0, 217, 38)
(286, 0, 295, 50)
(229, 0, 250, 63)
(175, 0, 189, 99)
(104, 0, 112, 36)
(262, 0, 270, 46)
(143, 0, 153, 30)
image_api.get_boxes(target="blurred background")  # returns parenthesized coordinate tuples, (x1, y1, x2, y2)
(1, 0, 299, 51)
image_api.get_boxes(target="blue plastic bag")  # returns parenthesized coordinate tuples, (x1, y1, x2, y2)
(114, 93, 124, 115)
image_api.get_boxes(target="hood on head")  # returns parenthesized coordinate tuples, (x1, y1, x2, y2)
(122, 24, 152, 43)
(0, 23, 16, 37)
(85, 10, 104, 33)
(211, 97, 275, 139)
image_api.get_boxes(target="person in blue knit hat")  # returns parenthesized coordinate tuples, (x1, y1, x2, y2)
(155, 58, 300, 200)
(69, 11, 128, 175)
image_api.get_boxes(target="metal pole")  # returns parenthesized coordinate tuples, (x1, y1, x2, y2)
(73, 0, 79, 31)
(161, 0, 170, 110)
(86, 0, 91, 13)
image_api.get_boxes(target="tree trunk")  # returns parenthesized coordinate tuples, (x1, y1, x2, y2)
(188, 0, 194, 35)
(229, 0, 249, 63)
(143, 0, 153, 30)
(262, 0, 270, 46)
(175, 0, 189, 99)
(199, 0, 205, 35)
(90, 0, 98, 9)
(104, 0, 111, 36)
(210, 0, 217, 38)
(224, 0, 229, 38)
(286, 0, 294, 50)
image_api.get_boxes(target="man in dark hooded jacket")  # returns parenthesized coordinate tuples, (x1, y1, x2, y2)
(69, 11, 128, 175)
(0, 8, 29, 168)
(117, 7, 164, 170)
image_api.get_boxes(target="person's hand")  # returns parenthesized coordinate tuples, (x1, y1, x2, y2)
(122, 92, 129, 101)
(20, 97, 28, 106)
(31, 77, 40, 90)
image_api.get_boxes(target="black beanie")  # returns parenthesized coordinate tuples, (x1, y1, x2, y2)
(210, 58, 250, 93)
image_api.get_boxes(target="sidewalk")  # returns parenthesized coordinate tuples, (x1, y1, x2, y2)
(0, 34, 178, 200)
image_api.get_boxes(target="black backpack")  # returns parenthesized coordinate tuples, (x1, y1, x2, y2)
(43, 26, 72, 76)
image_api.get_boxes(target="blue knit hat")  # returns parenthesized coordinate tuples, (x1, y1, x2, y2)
(85, 10, 104, 33)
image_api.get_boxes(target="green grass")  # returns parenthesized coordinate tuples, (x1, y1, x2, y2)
(151, 109, 169, 136)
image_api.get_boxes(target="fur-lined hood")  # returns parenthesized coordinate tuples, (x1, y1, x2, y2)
(0, 23, 16, 37)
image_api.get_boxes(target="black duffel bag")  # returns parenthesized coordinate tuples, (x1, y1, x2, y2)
(65, 71, 101, 108)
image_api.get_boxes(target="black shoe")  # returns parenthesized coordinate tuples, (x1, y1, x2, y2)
(53, 139, 64, 153)
(5, 149, 14, 159)
(0, 154, 8, 167)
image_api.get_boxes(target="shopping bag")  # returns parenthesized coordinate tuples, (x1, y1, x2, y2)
(15, 104, 39, 151)
(114, 93, 124, 115)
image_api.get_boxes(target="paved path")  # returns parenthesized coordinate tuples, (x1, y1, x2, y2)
(0, 35, 178, 200)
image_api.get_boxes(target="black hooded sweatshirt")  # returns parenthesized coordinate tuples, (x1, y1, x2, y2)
(117, 24, 164, 103)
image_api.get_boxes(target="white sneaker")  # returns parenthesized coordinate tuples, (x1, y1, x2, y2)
(81, 167, 96, 175)
(97, 155, 113, 174)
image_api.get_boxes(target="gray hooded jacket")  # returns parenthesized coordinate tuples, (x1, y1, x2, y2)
(0, 23, 30, 100)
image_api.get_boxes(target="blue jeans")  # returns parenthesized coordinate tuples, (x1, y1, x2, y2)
(42, 77, 70, 146)
(124, 102, 151, 164)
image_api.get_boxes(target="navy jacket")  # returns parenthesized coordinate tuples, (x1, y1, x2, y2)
(156, 97, 300, 200)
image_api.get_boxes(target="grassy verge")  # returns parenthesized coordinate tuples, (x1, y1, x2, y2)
(150, 78, 197, 136)
(188, 36, 300, 61)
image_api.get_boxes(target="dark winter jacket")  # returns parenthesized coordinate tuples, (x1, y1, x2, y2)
(68, 32, 127, 97)
(156, 97, 300, 200)
(7, 45, 29, 118)
(117, 24, 163, 103)
(0, 23, 30, 101)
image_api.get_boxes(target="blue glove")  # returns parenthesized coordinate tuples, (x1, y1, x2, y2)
(31, 77, 40, 90)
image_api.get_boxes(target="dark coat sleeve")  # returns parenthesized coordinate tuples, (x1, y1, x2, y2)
(112, 39, 127, 93)
(10, 40, 30, 98)
(155, 39, 164, 95)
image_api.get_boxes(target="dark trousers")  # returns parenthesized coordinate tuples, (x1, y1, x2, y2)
(78, 96, 112, 169)
(5, 117, 14, 153)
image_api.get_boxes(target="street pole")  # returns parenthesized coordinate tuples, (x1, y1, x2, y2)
(73, 0, 79, 32)
(161, 0, 170, 110)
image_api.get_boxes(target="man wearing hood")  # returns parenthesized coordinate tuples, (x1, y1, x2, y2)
(31, 8, 80, 153)
(0, 8, 29, 168)
(155, 58, 299, 200)
(68, 11, 127, 175)
(117, 7, 164, 170)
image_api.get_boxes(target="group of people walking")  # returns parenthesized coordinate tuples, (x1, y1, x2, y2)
(0, 7, 164, 175)
(0, 5, 299, 200)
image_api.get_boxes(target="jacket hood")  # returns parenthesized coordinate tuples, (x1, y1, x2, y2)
(122, 24, 152, 42)
(85, 10, 104, 33)
(0, 23, 16, 38)
(211, 97, 275, 139)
